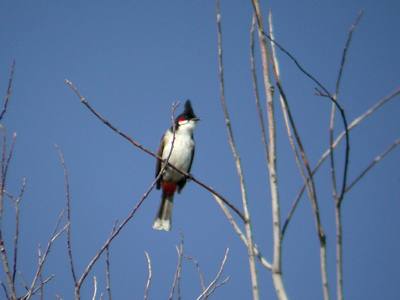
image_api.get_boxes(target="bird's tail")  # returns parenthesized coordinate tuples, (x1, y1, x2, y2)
(153, 192, 174, 231)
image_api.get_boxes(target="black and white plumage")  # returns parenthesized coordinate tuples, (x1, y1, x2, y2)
(153, 100, 201, 231)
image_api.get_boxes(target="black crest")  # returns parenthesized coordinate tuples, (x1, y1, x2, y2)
(175, 100, 198, 123)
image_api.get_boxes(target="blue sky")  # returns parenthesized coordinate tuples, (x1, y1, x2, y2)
(1, 1, 399, 299)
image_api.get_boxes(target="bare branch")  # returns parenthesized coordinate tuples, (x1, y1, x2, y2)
(106, 220, 117, 300)
(17, 271, 28, 291)
(106, 245, 111, 300)
(92, 276, 97, 300)
(32, 274, 55, 296)
(0, 281, 10, 300)
(250, 13, 269, 165)
(196, 248, 229, 300)
(212, 195, 272, 270)
(334, 11, 364, 98)
(251, 3, 288, 299)
(0, 60, 16, 122)
(204, 276, 230, 300)
(251, 4, 330, 97)
(330, 13, 363, 300)
(54, 144, 77, 286)
(3, 178, 27, 285)
(0, 127, 18, 300)
(25, 210, 67, 299)
(170, 230, 184, 300)
(143, 252, 152, 300)
(75, 149, 174, 298)
(216, 2, 259, 299)
(181, 255, 205, 292)
(38, 244, 44, 300)
(282, 87, 400, 235)
(346, 138, 400, 193)
(268, 8, 324, 249)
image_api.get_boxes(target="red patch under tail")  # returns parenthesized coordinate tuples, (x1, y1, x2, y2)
(162, 181, 177, 197)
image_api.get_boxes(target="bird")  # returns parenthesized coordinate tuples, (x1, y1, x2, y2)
(153, 100, 201, 231)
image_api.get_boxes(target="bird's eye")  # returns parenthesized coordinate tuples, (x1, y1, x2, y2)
(178, 117, 188, 125)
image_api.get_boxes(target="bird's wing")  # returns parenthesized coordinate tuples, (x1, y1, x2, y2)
(177, 140, 195, 193)
(155, 133, 165, 190)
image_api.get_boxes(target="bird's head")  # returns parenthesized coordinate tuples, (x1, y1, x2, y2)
(175, 100, 201, 129)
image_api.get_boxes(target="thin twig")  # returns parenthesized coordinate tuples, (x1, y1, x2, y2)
(54, 144, 77, 286)
(334, 11, 364, 98)
(331, 13, 363, 300)
(0, 281, 10, 300)
(17, 271, 28, 291)
(143, 252, 152, 300)
(346, 138, 400, 193)
(315, 89, 350, 207)
(25, 210, 68, 299)
(170, 230, 184, 300)
(250, 13, 269, 165)
(251, 3, 330, 97)
(3, 179, 27, 285)
(38, 245, 44, 300)
(0, 60, 15, 122)
(182, 255, 205, 292)
(32, 274, 55, 295)
(0, 127, 17, 299)
(65, 80, 246, 223)
(329, 10, 363, 210)
(212, 194, 272, 270)
(204, 276, 230, 300)
(106, 220, 117, 300)
(196, 248, 229, 300)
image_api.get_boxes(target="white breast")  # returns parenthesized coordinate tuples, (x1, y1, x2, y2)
(161, 121, 196, 182)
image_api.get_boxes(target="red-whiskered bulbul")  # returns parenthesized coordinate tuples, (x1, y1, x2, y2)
(153, 100, 201, 231)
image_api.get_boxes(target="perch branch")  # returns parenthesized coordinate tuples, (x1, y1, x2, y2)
(65, 80, 246, 223)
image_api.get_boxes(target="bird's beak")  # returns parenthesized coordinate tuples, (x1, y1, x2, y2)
(193, 117, 201, 121)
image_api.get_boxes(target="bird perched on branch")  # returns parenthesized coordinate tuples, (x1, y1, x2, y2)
(153, 100, 201, 231)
